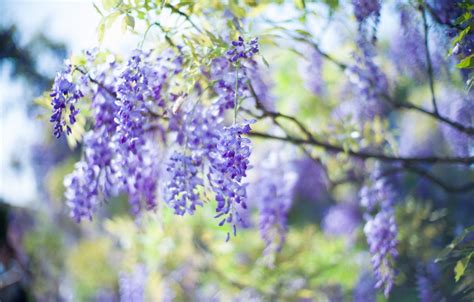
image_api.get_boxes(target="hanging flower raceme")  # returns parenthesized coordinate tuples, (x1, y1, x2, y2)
(249, 152, 297, 254)
(352, 0, 381, 25)
(359, 164, 398, 297)
(416, 262, 445, 302)
(119, 265, 148, 302)
(49, 61, 83, 138)
(51, 37, 260, 238)
(51, 48, 183, 220)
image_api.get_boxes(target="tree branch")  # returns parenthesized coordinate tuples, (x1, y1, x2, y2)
(249, 131, 474, 165)
(382, 93, 474, 135)
(165, 4, 203, 34)
(404, 164, 474, 193)
(286, 32, 474, 135)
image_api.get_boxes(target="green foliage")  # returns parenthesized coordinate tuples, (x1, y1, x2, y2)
(67, 239, 117, 301)
(437, 226, 474, 301)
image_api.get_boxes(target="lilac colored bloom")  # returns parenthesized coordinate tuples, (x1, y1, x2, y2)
(62, 49, 182, 219)
(119, 265, 147, 302)
(439, 90, 474, 157)
(353, 272, 376, 302)
(251, 153, 297, 254)
(49, 61, 83, 138)
(346, 35, 388, 106)
(303, 48, 325, 96)
(360, 165, 398, 297)
(94, 289, 117, 302)
(428, 0, 463, 25)
(210, 57, 249, 115)
(322, 203, 361, 242)
(64, 161, 99, 222)
(293, 157, 328, 202)
(247, 60, 275, 111)
(352, 0, 381, 23)
(390, 9, 427, 80)
(55, 42, 257, 230)
(208, 120, 254, 238)
(363, 209, 398, 297)
(166, 152, 204, 215)
(360, 163, 397, 211)
(416, 262, 445, 302)
(226, 36, 259, 62)
(210, 37, 260, 114)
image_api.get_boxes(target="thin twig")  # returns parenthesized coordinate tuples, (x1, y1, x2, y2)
(404, 164, 474, 193)
(382, 93, 474, 135)
(249, 131, 474, 165)
(165, 4, 203, 34)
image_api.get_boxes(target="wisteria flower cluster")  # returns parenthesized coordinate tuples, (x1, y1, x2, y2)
(51, 37, 260, 241)
(352, 0, 381, 24)
(50, 62, 82, 138)
(251, 152, 298, 255)
(359, 165, 398, 296)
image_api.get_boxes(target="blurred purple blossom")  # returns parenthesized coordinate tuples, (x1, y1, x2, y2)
(251, 152, 297, 254)
(119, 265, 147, 302)
(352, 0, 381, 23)
(302, 47, 325, 97)
(353, 271, 377, 302)
(322, 203, 361, 243)
(416, 261, 445, 302)
(439, 90, 474, 157)
(363, 209, 398, 297)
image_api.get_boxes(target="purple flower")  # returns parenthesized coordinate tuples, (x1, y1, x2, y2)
(428, 0, 463, 25)
(360, 162, 397, 211)
(346, 35, 388, 106)
(439, 90, 474, 157)
(208, 120, 254, 239)
(247, 60, 275, 111)
(250, 153, 297, 254)
(210, 57, 249, 115)
(360, 165, 398, 297)
(416, 262, 444, 302)
(390, 8, 427, 81)
(293, 157, 328, 202)
(49, 61, 83, 138)
(63, 49, 183, 219)
(363, 209, 398, 297)
(352, 0, 381, 23)
(64, 161, 99, 222)
(353, 272, 377, 302)
(322, 203, 361, 243)
(166, 152, 204, 215)
(226, 36, 259, 62)
(303, 48, 325, 96)
(119, 265, 147, 302)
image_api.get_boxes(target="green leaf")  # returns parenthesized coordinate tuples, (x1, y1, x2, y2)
(97, 21, 106, 43)
(293, 0, 305, 10)
(102, 0, 120, 11)
(295, 29, 312, 37)
(456, 54, 474, 69)
(452, 26, 470, 46)
(454, 11, 472, 25)
(324, 0, 339, 10)
(229, 1, 246, 18)
(455, 253, 472, 282)
(93, 2, 104, 17)
(261, 55, 270, 68)
(125, 14, 135, 29)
